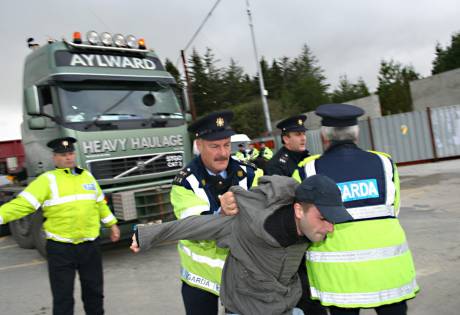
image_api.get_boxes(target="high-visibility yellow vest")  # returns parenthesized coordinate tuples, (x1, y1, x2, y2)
(293, 150, 418, 308)
(0, 167, 117, 243)
(171, 158, 262, 295)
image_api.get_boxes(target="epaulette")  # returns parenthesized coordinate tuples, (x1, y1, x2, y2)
(172, 168, 192, 185)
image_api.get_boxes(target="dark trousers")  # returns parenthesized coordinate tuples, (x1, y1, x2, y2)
(47, 239, 104, 315)
(296, 256, 327, 315)
(181, 282, 218, 315)
(329, 301, 408, 315)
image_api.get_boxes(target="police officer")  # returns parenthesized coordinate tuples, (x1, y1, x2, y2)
(0, 137, 120, 315)
(170, 110, 263, 315)
(293, 104, 419, 315)
(234, 143, 249, 162)
(247, 143, 259, 162)
(266, 114, 326, 315)
(265, 114, 310, 177)
(258, 142, 273, 160)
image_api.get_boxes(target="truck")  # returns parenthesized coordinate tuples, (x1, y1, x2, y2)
(0, 31, 192, 256)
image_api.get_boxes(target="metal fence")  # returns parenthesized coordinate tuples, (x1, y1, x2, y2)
(430, 105, 460, 158)
(303, 104, 460, 164)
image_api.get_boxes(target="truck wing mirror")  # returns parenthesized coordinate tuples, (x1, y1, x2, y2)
(24, 86, 40, 115)
(28, 117, 47, 129)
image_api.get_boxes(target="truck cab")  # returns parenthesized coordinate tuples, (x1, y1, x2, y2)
(7, 31, 192, 255)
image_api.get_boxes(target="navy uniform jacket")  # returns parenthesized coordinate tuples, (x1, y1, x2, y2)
(265, 147, 310, 177)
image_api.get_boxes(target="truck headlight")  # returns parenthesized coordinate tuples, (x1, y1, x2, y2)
(113, 34, 126, 47)
(100, 32, 113, 46)
(126, 35, 137, 48)
(86, 31, 99, 45)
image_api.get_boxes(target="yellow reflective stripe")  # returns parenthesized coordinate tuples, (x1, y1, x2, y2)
(310, 279, 418, 305)
(43, 194, 98, 207)
(307, 242, 409, 263)
(186, 174, 209, 204)
(347, 204, 395, 220)
(238, 165, 248, 190)
(179, 205, 210, 219)
(179, 243, 225, 269)
(45, 231, 96, 243)
(46, 173, 59, 199)
(376, 154, 396, 211)
(180, 267, 220, 295)
(19, 191, 41, 209)
(101, 213, 116, 224)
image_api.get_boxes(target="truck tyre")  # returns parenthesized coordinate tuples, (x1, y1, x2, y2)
(0, 224, 10, 236)
(31, 209, 47, 258)
(9, 214, 35, 249)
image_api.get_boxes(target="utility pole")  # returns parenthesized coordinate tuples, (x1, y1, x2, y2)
(245, 0, 272, 135)
(181, 50, 197, 121)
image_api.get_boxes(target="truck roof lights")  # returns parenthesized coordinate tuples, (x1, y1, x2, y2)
(86, 31, 99, 45)
(100, 32, 113, 46)
(126, 35, 137, 48)
(113, 34, 126, 47)
(73, 32, 82, 44)
(138, 38, 146, 49)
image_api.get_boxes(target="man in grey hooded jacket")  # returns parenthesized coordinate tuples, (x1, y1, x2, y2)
(131, 175, 352, 315)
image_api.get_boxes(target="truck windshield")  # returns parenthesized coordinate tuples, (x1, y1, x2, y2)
(56, 81, 184, 130)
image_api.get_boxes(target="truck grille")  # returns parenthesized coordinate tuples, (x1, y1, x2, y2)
(88, 152, 184, 180)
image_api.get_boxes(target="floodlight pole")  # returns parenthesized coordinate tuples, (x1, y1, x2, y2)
(245, 0, 272, 135)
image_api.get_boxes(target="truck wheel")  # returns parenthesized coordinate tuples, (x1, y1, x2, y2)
(0, 224, 10, 236)
(32, 209, 47, 258)
(9, 214, 35, 249)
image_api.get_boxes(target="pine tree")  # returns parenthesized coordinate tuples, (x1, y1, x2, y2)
(432, 32, 460, 74)
(377, 60, 420, 115)
(331, 75, 370, 103)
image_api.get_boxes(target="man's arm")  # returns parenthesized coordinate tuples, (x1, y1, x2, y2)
(134, 214, 233, 252)
(0, 175, 49, 225)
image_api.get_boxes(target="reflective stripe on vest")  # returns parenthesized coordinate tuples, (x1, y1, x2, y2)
(44, 194, 98, 207)
(179, 205, 210, 219)
(101, 213, 116, 224)
(180, 266, 220, 295)
(45, 231, 96, 243)
(179, 242, 225, 269)
(376, 154, 396, 213)
(186, 174, 209, 205)
(307, 242, 409, 263)
(19, 191, 41, 209)
(238, 165, 248, 190)
(0, 215, 3, 225)
(310, 279, 418, 305)
(43, 173, 98, 207)
(184, 169, 249, 217)
(303, 156, 396, 219)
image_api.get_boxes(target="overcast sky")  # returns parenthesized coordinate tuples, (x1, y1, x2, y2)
(1, 0, 459, 140)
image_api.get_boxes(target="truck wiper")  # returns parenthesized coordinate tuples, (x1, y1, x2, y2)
(141, 112, 183, 127)
(84, 91, 134, 130)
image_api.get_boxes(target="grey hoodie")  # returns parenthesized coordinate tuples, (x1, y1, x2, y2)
(137, 175, 309, 315)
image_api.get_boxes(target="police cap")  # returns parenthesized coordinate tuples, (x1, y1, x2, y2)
(46, 137, 77, 153)
(276, 114, 307, 132)
(295, 174, 352, 224)
(315, 103, 364, 127)
(188, 110, 235, 140)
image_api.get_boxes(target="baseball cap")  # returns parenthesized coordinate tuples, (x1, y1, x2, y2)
(295, 174, 352, 224)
